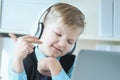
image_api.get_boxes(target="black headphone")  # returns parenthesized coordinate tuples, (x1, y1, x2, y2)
(34, 4, 76, 54)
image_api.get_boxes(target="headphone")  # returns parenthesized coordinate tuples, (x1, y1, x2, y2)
(34, 4, 76, 54)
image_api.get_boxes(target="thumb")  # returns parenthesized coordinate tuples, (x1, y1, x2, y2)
(8, 33, 18, 42)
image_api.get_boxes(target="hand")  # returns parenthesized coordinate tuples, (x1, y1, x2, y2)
(9, 33, 42, 60)
(9, 33, 42, 73)
(37, 57, 62, 77)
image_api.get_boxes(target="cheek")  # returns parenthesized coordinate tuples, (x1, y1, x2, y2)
(41, 31, 53, 44)
(64, 45, 73, 55)
(42, 35, 57, 47)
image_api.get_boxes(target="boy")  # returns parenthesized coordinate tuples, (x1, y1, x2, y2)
(9, 2, 85, 80)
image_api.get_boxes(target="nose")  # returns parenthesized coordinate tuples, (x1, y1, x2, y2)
(58, 38, 66, 48)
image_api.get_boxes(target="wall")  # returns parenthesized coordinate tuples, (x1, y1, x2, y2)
(73, 39, 120, 55)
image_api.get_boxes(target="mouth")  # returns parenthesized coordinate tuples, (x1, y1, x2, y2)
(52, 45, 63, 53)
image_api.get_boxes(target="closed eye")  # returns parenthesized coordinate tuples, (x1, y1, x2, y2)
(67, 40, 74, 45)
(55, 32, 61, 37)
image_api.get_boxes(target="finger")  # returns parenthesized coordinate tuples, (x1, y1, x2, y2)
(8, 33, 17, 42)
(23, 43, 34, 54)
(25, 42, 34, 49)
(22, 36, 42, 44)
(26, 47, 34, 54)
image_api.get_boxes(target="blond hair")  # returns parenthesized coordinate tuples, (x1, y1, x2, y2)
(43, 3, 85, 33)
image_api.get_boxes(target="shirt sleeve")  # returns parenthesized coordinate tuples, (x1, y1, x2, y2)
(51, 61, 75, 80)
(52, 69, 71, 80)
(8, 59, 27, 80)
(8, 70, 27, 80)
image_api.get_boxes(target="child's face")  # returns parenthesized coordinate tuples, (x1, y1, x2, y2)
(39, 18, 81, 57)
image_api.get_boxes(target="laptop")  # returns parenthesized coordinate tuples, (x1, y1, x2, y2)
(71, 49, 120, 80)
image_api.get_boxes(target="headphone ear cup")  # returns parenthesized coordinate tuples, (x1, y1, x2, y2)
(35, 22, 44, 39)
(67, 42, 76, 54)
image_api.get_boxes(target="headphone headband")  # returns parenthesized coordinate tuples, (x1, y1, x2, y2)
(38, 5, 53, 23)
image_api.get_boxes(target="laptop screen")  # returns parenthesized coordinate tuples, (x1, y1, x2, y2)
(71, 49, 120, 80)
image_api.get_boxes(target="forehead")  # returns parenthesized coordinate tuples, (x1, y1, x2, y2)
(45, 18, 81, 39)
(57, 24, 81, 38)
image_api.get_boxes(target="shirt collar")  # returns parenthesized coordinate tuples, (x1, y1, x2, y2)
(35, 45, 46, 61)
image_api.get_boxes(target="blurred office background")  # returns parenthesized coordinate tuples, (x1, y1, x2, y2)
(0, 0, 120, 80)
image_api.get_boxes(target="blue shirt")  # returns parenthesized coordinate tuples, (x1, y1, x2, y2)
(8, 46, 74, 80)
